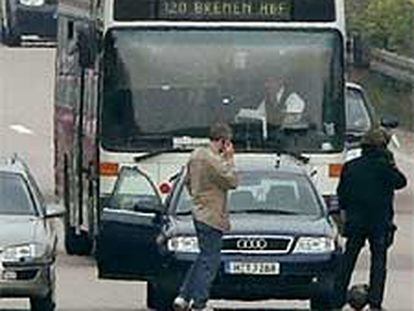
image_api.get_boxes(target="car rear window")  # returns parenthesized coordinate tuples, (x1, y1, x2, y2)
(0, 172, 36, 216)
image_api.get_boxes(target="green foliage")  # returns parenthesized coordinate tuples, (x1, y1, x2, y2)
(346, 0, 414, 56)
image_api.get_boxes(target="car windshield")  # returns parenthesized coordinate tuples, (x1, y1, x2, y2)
(102, 28, 344, 153)
(176, 170, 322, 216)
(0, 172, 36, 216)
(346, 87, 372, 133)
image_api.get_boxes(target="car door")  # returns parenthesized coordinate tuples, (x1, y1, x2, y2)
(96, 166, 166, 280)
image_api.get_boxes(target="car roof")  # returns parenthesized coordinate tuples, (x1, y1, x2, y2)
(234, 160, 307, 176)
(0, 156, 31, 179)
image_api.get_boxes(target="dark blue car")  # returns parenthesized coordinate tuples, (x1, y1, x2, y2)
(96, 162, 343, 310)
(1, 0, 57, 46)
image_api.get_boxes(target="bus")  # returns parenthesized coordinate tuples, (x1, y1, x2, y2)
(54, 0, 346, 255)
(0, 0, 57, 46)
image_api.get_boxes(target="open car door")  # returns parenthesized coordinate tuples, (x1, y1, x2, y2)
(97, 166, 165, 280)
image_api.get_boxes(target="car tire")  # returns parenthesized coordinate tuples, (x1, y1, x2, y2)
(147, 281, 175, 310)
(310, 274, 336, 310)
(310, 297, 333, 310)
(30, 267, 56, 311)
(2, 0, 20, 47)
(30, 291, 55, 311)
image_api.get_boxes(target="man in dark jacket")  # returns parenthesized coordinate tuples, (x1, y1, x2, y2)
(336, 128, 407, 310)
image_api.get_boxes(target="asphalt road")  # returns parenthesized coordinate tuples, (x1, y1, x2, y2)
(0, 45, 413, 310)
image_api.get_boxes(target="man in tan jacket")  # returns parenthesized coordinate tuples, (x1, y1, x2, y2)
(173, 123, 238, 311)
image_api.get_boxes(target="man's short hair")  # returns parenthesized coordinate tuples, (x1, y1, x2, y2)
(209, 122, 233, 141)
(361, 127, 390, 148)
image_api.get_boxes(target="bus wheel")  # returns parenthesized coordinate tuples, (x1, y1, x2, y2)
(65, 227, 93, 256)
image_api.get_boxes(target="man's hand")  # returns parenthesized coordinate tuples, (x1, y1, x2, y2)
(223, 141, 235, 161)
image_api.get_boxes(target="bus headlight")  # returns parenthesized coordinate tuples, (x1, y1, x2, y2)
(293, 237, 335, 254)
(167, 236, 199, 253)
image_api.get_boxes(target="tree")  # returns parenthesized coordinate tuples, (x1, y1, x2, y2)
(346, 0, 414, 56)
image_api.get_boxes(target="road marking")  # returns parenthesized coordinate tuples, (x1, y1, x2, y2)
(9, 124, 34, 135)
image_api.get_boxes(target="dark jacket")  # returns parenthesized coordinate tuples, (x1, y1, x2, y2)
(337, 148, 407, 232)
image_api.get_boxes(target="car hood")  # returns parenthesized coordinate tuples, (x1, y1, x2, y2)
(0, 216, 46, 249)
(172, 213, 334, 237)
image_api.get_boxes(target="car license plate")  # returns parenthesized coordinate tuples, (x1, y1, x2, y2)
(225, 262, 280, 275)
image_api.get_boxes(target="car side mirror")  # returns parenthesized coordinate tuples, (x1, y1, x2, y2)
(380, 116, 399, 129)
(45, 203, 66, 219)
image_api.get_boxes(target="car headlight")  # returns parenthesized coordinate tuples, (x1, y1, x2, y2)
(2, 243, 46, 263)
(167, 236, 199, 253)
(19, 0, 45, 6)
(293, 237, 335, 254)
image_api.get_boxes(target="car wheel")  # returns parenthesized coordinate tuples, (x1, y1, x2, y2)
(147, 281, 175, 310)
(30, 291, 55, 311)
(30, 267, 56, 311)
(2, 0, 20, 46)
(310, 297, 333, 310)
(310, 274, 336, 310)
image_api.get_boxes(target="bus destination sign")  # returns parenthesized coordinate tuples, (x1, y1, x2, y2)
(159, 0, 291, 21)
(114, 0, 335, 22)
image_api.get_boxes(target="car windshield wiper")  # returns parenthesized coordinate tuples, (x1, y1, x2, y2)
(176, 210, 192, 216)
(231, 208, 299, 215)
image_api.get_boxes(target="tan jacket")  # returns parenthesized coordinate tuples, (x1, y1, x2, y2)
(185, 146, 238, 232)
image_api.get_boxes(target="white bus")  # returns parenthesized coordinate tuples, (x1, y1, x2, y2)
(54, 0, 346, 255)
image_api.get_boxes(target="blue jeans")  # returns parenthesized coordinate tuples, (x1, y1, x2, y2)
(179, 221, 223, 308)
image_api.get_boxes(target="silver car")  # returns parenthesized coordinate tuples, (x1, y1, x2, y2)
(0, 156, 64, 311)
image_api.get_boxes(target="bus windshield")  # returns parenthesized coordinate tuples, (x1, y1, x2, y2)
(102, 28, 344, 153)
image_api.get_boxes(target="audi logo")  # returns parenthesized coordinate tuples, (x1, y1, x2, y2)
(236, 238, 268, 250)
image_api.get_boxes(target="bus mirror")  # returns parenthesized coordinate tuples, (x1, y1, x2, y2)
(380, 116, 399, 129)
(77, 25, 98, 68)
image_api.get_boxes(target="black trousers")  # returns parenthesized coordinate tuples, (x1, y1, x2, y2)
(337, 228, 389, 308)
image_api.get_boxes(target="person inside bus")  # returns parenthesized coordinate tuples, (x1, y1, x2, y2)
(235, 77, 307, 133)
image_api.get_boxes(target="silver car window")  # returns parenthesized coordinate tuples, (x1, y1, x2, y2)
(0, 172, 36, 216)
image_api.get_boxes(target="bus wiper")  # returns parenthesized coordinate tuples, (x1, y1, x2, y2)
(134, 148, 181, 163)
(231, 208, 298, 215)
(271, 150, 310, 167)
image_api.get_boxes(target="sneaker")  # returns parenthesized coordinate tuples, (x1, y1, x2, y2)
(172, 296, 190, 311)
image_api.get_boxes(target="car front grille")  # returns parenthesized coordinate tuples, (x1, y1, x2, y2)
(222, 236, 293, 254)
(17, 269, 39, 280)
